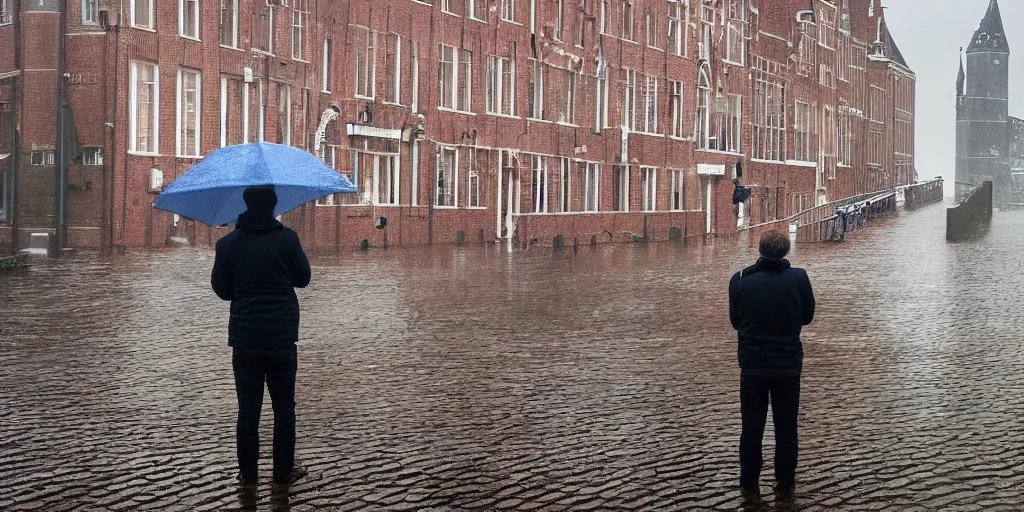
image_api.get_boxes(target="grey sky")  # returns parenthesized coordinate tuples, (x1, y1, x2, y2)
(883, 0, 1022, 194)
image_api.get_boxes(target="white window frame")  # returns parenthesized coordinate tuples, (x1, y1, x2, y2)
(179, 0, 201, 40)
(529, 60, 545, 119)
(695, 67, 710, 148)
(554, 0, 564, 40)
(291, 0, 309, 60)
(613, 166, 629, 212)
(176, 68, 202, 157)
(501, 0, 515, 22)
(129, 61, 159, 154)
(374, 154, 401, 206)
(531, 155, 548, 213)
(643, 75, 658, 134)
(724, 0, 748, 65)
(82, 0, 99, 25)
(641, 167, 657, 211)
(436, 146, 459, 207)
(355, 27, 377, 99)
(322, 39, 332, 93)
(621, 0, 634, 41)
(468, 167, 481, 207)
(559, 69, 576, 124)
(131, 0, 155, 29)
(486, 55, 515, 116)
(385, 34, 402, 104)
(622, 68, 636, 131)
(220, 0, 239, 48)
(81, 148, 104, 166)
(559, 158, 571, 212)
(599, 0, 609, 35)
(469, 0, 487, 21)
(411, 41, 420, 112)
(670, 80, 684, 138)
(251, 3, 273, 54)
(670, 168, 685, 211)
(667, 0, 687, 57)
(595, 60, 609, 132)
(219, 75, 252, 147)
(721, 94, 741, 153)
(584, 163, 601, 212)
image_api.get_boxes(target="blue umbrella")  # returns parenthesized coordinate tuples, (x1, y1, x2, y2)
(154, 142, 356, 226)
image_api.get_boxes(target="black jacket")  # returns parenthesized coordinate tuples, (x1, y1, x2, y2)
(211, 212, 312, 349)
(728, 258, 815, 377)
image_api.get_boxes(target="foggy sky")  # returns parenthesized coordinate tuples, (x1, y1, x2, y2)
(883, 0, 1022, 195)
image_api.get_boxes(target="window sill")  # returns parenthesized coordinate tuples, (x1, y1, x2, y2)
(321, 89, 331, 94)
(382, 101, 407, 107)
(411, 0, 433, 5)
(293, 58, 311, 64)
(252, 49, 275, 57)
(555, 121, 579, 128)
(176, 154, 203, 159)
(696, 148, 743, 156)
(500, 19, 522, 26)
(127, 151, 161, 157)
(722, 59, 745, 67)
(221, 45, 245, 52)
(647, 44, 663, 51)
(469, 16, 487, 24)
(633, 130, 663, 137)
(785, 160, 817, 168)
(437, 107, 476, 116)
(180, 34, 202, 43)
(355, 94, 376, 101)
(131, 25, 157, 32)
(487, 112, 520, 120)
(433, 205, 461, 209)
(442, 10, 460, 17)
(527, 117, 551, 123)
(750, 158, 786, 164)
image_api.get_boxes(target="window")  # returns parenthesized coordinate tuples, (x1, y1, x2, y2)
(555, 0, 564, 39)
(750, 61, 786, 161)
(595, 60, 609, 131)
(501, 0, 515, 22)
(670, 168, 685, 210)
(177, 68, 201, 157)
(621, 0, 634, 40)
(837, 31, 850, 82)
(81, 148, 104, 166)
(695, 68, 710, 148)
(355, 27, 376, 99)
(528, 60, 545, 119)
(613, 166, 629, 211)
(718, 94, 741, 153)
(725, 0, 748, 65)
(575, 0, 585, 47)
(251, 2, 273, 53)
(797, 21, 816, 77)
(441, 0, 455, 14)
(822, 105, 836, 179)
(82, 0, 98, 25)
(869, 86, 885, 123)
(338, 149, 372, 205)
(220, 75, 249, 146)
(642, 75, 658, 133)
(292, 0, 309, 60)
(559, 158, 571, 212)
(531, 155, 548, 213)
(641, 167, 657, 211)
(584, 163, 600, 212)
(220, 0, 238, 47)
(130, 62, 159, 154)
(321, 39, 332, 93)
(385, 34, 401, 103)
(469, 0, 487, 20)
(131, 0, 154, 29)
(668, 0, 687, 57)
(559, 69, 575, 124)
(376, 155, 400, 205)
(622, 68, 636, 130)
(30, 150, 56, 166)
(486, 55, 515, 115)
(180, 0, 200, 39)
(277, 84, 291, 145)
(459, 50, 473, 112)
(437, 146, 458, 206)
(818, 6, 836, 50)
(411, 42, 420, 112)
(794, 101, 817, 162)
(645, 13, 659, 48)
(439, 45, 471, 111)
(868, 130, 882, 166)
(699, 4, 714, 61)
(468, 167, 481, 207)
(599, 0, 609, 34)
(670, 80, 684, 138)
(838, 111, 853, 166)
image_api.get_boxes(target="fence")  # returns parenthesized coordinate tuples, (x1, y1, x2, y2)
(947, 181, 993, 242)
(903, 178, 944, 210)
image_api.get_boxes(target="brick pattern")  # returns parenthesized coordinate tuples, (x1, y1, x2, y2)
(2, 0, 915, 250)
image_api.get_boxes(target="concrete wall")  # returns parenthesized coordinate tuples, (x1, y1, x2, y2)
(947, 181, 993, 242)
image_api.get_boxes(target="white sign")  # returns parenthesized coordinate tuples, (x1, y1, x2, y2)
(346, 124, 401, 140)
(697, 163, 726, 176)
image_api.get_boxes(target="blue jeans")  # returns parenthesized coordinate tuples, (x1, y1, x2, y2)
(739, 375, 800, 491)
(232, 347, 297, 484)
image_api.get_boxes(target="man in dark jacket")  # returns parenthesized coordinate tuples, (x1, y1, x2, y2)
(728, 230, 815, 498)
(212, 186, 311, 489)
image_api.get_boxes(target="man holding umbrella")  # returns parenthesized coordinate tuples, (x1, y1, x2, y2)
(211, 185, 311, 489)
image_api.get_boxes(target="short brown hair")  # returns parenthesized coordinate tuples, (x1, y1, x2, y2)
(759, 230, 791, 260)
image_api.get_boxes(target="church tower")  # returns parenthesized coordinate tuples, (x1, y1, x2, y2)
(957, 0, 1011, 202)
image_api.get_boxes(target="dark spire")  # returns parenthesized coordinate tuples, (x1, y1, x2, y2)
(956, 48, 965, 96)
(967, 0, 1008, 53)
(886, 26, 909, 68)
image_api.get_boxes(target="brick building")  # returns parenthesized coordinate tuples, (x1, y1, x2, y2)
(0, 0, 915, 253)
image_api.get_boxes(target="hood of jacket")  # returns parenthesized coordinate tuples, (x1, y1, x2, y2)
(236, 211, 284, 233)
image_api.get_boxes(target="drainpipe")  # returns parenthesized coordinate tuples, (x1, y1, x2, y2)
(55, 0, 69, 253)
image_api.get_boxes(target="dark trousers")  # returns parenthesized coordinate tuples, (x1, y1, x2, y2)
(232, 347, 297, 483)
(739, 374, 800, 490)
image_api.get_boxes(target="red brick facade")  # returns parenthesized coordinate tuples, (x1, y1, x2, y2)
(0, 0, 915, 253)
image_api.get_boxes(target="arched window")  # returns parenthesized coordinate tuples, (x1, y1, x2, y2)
(695, 66, 711, 149)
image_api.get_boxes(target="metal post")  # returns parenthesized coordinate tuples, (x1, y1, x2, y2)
(55, 0, 69, 253)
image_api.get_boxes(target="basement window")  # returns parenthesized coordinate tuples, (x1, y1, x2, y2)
(81, 148, 104, 165)
(30, 150, 56, 166)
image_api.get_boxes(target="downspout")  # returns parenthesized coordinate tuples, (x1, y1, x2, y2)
(55, 0, 69, 253)
(10, 0, 22, 252)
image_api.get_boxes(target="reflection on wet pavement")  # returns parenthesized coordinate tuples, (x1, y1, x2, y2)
(0, 202, 1022, 511)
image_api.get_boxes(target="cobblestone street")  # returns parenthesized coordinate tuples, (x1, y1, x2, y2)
(1, 204, 1022, 511)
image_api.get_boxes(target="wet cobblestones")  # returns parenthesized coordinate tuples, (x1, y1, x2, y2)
(1, 204, 1023, 510)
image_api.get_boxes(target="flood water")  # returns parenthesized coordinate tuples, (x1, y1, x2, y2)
(1, 202, 1022, 511)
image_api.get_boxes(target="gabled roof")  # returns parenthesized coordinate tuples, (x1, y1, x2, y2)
(967, 0, 1009, 53)
(886, 27, 909, 68)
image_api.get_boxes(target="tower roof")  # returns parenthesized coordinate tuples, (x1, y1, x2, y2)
(967, 0, 1008, 53)
(956, 50, 965, 96)
(886, 27, 909, 68)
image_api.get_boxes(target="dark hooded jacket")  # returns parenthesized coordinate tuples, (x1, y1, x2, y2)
(728, 257, 815, 377)
(211, 212, 311, 349)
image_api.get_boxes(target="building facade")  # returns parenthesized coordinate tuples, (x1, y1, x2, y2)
(0, 0, 915, 253)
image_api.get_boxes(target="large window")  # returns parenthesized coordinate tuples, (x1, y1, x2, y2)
(277, 84, 291, 145)
(355, 27, 376, 99)
(501, 0, 515, 22)
(797, 21, 816, 77)
(131, 0, 154, 29)
(822, 105, 837, 179)
(725, 0, 748, 65)
(130, 62, 159, 154)
(718, 94, 742, 153)
(751, 62, 786, 161)
(818, 5, 836, 50)
(837, 30, 850, 82)
(594, 60, 609, 131)
(670, 81, 685, 138)
(438, 45, 472, 111)
(558, 69, 575, 124)
(82, 0, 98, 25)
(584, 163, 600, 212)
(838, 110, 853, 167)
(177, 69, 201, 157)
(292, 0, 309, 60)
(531, 155, 548, 213)
(251, 2, 273, 53)
(467, 162, 480, 207)
(559, 158, 572, 212)
(528, 60, 545, 119)
(180, 0, 200, 39)
(670, 168, 685, 210)
(622, 68, 636, 131)
(613, 166, 629, 212)
(469, 0, 487, 20)
(322, 39, 333, 93)
(436, 146, 458, 206)
(486, 55, 515, 115)
(794, 101, 816, 162)
(641, 167, 657, 211)
(385, 34, 402, 103)
(621, 0, 634, 41)
(695, 68, 710, 148)
(667, 0, 688, 57)
(642, 75, 658, 134)
(220, 0, 238, 47)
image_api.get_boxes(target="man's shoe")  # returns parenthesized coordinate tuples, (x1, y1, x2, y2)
(237, 473, 258, 489)
(774, 484, 795, 501)
(272, 463, 308, 487)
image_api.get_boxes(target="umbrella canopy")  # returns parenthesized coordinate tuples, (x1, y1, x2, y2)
(154, 142, 356, 226)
